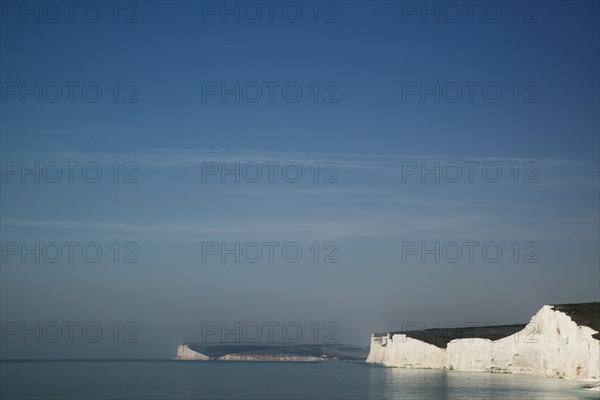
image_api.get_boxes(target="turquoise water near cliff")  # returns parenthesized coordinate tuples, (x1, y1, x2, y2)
(1, 360, 596, 399)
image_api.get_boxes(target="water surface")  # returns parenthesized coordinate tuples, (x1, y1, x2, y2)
(1, 360, 596, 399)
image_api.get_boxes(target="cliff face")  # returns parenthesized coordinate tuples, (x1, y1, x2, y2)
(367, 305, 600, 382)
(176, 344, 210, 360)
(176, 343, 369, 361)
(218, 353, 320, 362)
(176, 344, 321, 362)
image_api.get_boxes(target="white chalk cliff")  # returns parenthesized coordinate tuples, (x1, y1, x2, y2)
(175, 344, 321, 361)
(176, 344, 210, 360)
(367, 305, 600, 382)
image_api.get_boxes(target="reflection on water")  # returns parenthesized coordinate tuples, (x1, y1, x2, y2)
(369, 366, 597, 400)
(1, 361, 596, 400)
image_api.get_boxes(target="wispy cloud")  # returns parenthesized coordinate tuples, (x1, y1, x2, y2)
(2, 148, 596, 188)
(2, 211, 597, 243)
(1, 148, 591, 171)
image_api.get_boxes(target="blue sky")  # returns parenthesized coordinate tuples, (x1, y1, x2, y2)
(1, 1, 599, 358)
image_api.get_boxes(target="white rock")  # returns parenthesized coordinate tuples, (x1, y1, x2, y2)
(175, 344, 210, 360)
(366, 305, 600, 382)
(175, 345, 321, 362)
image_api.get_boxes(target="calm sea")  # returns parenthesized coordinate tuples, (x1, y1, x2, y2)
(1, 360, 597, 399)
